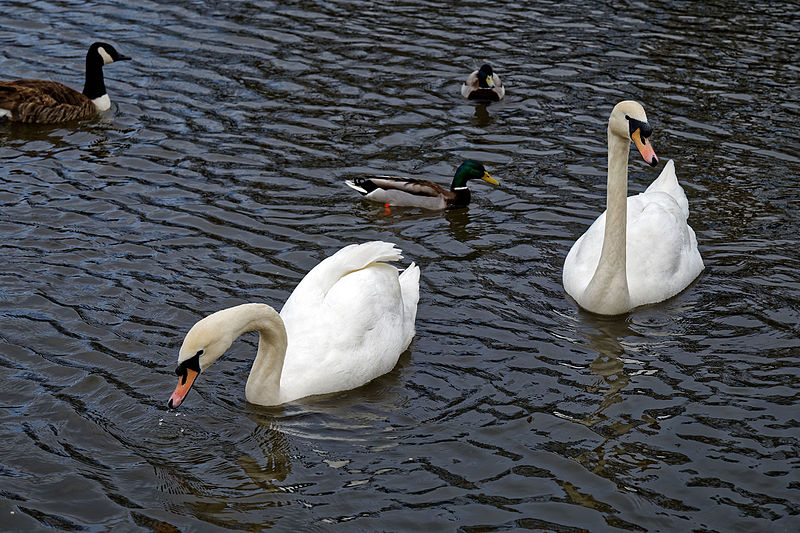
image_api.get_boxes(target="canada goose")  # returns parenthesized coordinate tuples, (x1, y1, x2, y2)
(0, 42, 130, 124)
(345, 160, 499, 210)
(461, 64, 505, 102)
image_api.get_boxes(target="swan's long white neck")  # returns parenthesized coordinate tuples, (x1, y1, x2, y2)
(220, 304, 288, 406)
(581, 127, 631, 314)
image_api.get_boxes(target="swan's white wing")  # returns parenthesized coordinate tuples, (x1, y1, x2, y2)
(625, 189, 703, 307)
(398, 261, 420, 333)
(281, 241, 402, 318)
(277, 242, 419, 403)
(563, 161, 703, 309)
(563, 214, 606, 299)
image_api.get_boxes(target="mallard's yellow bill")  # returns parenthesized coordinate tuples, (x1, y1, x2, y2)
(482, 171, 499, 186)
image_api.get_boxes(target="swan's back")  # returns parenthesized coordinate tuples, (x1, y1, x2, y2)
(278, 242, 419, 402)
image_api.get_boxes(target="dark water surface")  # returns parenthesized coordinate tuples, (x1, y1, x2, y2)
(1, 0, 799, 531)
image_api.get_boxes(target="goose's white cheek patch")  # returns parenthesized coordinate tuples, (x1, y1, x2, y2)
(98, 46, 114, 65)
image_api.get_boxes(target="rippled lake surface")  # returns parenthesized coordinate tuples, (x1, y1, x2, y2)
(1, 1, 799, 531)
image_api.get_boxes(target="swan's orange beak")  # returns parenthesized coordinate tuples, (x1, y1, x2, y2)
(168, 368, 199, 409)
(632, 128, 658, 167)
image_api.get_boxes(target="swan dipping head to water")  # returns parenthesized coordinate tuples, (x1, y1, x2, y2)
(168, 241, 420, 408)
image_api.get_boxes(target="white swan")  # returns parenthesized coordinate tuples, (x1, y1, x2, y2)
(167, 241, 420, 407)
(563, 100, 704, 315)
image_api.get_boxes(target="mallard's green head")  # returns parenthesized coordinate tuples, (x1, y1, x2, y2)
(477, 64, 496, 89)
(451, 160, 499, 189)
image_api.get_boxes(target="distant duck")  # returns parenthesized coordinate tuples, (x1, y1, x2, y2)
(0, 42, 130, 124)
(345, 160, 499, 210)
(461, 64, 505, 102)
(562, 100, 704, 315)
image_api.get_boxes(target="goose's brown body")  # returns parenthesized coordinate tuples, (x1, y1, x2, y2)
(0, 80, 97, 123)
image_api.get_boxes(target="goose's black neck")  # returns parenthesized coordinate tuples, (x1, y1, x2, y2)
(82, 54, 106, 100)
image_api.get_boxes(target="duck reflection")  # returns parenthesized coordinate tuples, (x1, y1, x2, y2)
(444, 207, 472, 241)
(473, 103, 492, 126)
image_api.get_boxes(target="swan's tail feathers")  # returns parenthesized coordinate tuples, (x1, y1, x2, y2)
(334, 240, 403, 270)
(645, 159, 676, 192)
(644, 160, 689, 218)
(399, 262, 421, 311)
(399, 261, 421, 344)
(286, 241, 404, 310)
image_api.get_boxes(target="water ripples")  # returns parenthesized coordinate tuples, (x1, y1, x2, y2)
(1, 0, 799, 531)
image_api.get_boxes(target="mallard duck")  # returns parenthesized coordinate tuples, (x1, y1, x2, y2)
(345, 160, 498, 210)
(168, 242, 420, 408)
(461, 64, 505, 102)
(0, 42, 130, 124)
(562, 101, 704, 315)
